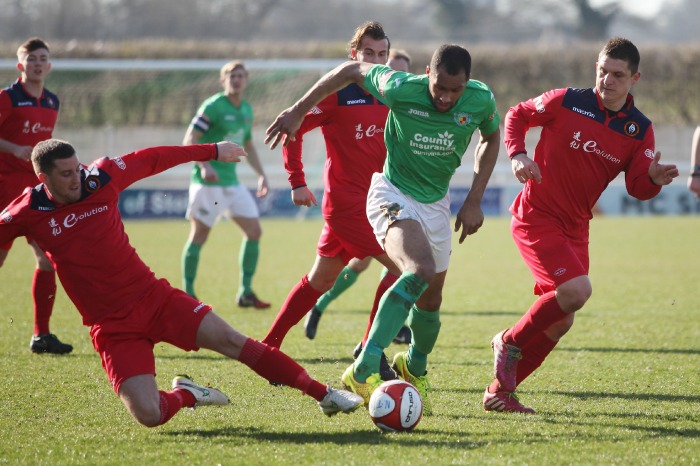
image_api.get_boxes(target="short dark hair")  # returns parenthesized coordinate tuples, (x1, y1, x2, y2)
(32, 139, 76, 175)
(430, 44, 471, 78)
(599, 37, 640, 75)
(17, 37, 50, 61)
(348, 21, 390, 58)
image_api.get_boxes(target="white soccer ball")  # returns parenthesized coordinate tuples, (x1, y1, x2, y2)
(368, 380, 423, 432)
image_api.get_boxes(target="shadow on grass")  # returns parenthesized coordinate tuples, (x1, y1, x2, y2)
(339, 308, 522, 317)
(162, 425, 489, 448)
(558, 346, 700, 355)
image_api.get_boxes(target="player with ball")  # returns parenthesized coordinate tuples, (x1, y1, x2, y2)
(266, 44, 501, 416)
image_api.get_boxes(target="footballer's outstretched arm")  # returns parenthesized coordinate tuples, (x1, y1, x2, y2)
(265, 61, 372, 149)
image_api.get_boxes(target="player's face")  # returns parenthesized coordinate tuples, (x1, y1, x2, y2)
(18, 48, 51, 84)
(427, 66, 467, 113)
(595, 56, 640, 111)
(223, 68, 248, 96)
(387, 57, 410, 72)
(352, 37, 389, 64)
(41, 156, 82, 205)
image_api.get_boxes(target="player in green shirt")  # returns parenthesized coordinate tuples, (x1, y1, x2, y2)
(182, 61, 271, 309)
(266, 44, 501, 414)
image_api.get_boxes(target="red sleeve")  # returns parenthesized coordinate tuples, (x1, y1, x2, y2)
(0, 194, 28, 245)
(623, 126, 662, 200)
(105, 144, 217, 190)
(283, 95, 335, 189)
(504, 88, 566, 157)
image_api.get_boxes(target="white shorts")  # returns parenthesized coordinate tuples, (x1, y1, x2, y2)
(186, 184, 259, 228)
(366, 173, 452, 273)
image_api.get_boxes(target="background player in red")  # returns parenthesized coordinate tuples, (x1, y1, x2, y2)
(0, 139, 363, 427)
(260, 22, 402, 380)
(485, 37, 679, 413)
(0, 37, 71, 354)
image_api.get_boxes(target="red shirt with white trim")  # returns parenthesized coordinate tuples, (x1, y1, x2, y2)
(0, 144, 217, 326)
(283, 83, 389, 218)
(505, 87, 660, 233)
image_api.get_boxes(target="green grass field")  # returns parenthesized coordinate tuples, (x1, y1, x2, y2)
(0, 217, 697, 465)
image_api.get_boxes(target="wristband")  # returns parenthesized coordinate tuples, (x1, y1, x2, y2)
(292, 184, 307, 190)
(509, 151, 527, 159)
(691, 172, 700, 178)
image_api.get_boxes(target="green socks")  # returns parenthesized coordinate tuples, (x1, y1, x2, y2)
(239, 239, 259, 296)
(406, 305, 441, 376)
(181, 241, 202, 297)
(315, 266, 359, 313)
(355, 272, 428, 382)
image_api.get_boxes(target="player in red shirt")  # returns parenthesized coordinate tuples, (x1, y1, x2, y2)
(485, 37, 679, 413)
(0, 37, 71, 354)
(260, 22, 402, 379)
(0, 139, 363, 427)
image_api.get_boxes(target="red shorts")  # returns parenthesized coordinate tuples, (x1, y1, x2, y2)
(88, 278, 211, 394)
(317, 212, 383, 264)
(511, 216, 589, 295)
(0, 172, 39, 251)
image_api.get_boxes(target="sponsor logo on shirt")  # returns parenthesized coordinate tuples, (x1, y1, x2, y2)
(50, 205, 109, 236)
(569, 131, 621, 164)
(572, 106, 596, 119)
(554, 267, 567, 276)
(409, 131, 455, 156)
(355, 123, 384, 140)
(18, 101, 34, 107)
(193, 302, 207, 313)
(408, 108, 430, 118)
(21, 120, 52, 134)
(346, 99, 368, 105)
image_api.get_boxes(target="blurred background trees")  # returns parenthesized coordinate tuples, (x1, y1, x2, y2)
(0, 0, 697, 45)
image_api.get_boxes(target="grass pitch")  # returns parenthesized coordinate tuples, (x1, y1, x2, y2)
(0, 216, 697, 465)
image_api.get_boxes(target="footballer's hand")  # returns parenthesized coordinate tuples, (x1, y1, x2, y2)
(511, 153, 541, 184)
(265, 107, 304, 149)
(216, 141, 247, 163)
(649, 151, 679, 186)
(454, 201, 484, 244)
(291, 186, 317, 207)
(13, 145, 32, 162)
(257, 175, 269, 198)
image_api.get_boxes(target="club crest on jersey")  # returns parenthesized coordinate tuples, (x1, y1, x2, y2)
(85, 176, 101, 192)
(454, 112, 470, 127)
(624, 121, 640, 137)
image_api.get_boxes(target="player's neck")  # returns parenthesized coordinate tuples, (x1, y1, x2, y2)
(21, 78, 44, 99)
(226, 93, 242, 107)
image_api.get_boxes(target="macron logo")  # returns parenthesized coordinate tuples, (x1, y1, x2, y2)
(572, 106, 596, 119)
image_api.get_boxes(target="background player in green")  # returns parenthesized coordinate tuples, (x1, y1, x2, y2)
(182, 60, 271, 309)
(266, 44, 501, 413)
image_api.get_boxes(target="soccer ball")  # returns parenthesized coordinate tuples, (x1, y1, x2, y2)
(368, 380, 423, 432)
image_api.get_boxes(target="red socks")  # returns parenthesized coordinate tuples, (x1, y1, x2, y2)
(32, 269, 56, 335)
(505, 291, 567, 348)
(516, 332, 558, 385)
(262, 275, 322, 348)
(157, 389, 194, 425)
(362, 272, 399, 346)
(239, 338, 328, 401)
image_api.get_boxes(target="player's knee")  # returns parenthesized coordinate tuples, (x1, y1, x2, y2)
(557, 284, 591, 312)
(128, 402, 161, 427)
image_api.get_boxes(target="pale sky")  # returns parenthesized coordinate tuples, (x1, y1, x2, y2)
(590, 0, 666, 19)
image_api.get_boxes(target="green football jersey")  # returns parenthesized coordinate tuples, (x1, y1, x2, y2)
(364, 65, 500, 203)
(189, 92, 253, 186)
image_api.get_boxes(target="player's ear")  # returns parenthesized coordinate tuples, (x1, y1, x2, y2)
(16, 62, 24, 73)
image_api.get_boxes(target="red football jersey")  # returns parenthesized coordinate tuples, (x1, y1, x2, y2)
(283, 83, 389, 218)
(0, 79, 59, 177)
(0, 144, 217, 325)
(505, 87, 660, 233)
